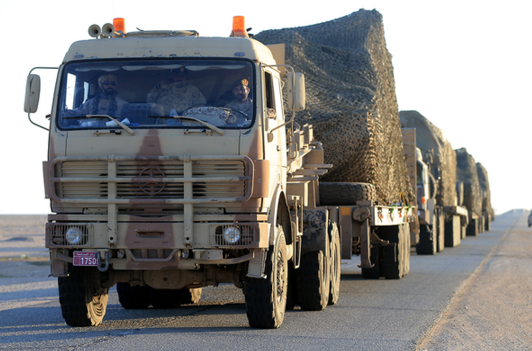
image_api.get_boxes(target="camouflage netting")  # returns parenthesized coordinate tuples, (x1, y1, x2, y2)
(455, 148, 482, 217)
(476, 162, 493, 217)
(399, 110, 458, 207)
(254, 9, 414, 205)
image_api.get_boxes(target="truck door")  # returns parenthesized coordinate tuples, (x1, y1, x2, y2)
(263, 69, 287, 177)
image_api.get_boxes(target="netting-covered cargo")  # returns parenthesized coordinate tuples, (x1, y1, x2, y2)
(254, 10, 414, 205)
(476, 162, 493, 217)
(399, 110, 458, 207)
(455, 148, 482, 217)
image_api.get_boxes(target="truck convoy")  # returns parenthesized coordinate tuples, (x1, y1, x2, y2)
(400, 111, 470, 254)
(24, 13, 415, 329)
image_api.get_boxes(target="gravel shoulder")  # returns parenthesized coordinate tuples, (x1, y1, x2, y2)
(418, 213, 532, 350)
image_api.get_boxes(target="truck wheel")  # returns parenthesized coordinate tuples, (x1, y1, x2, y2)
(436, 210, 445, 253)
(319, 182, 376, 205)
(296, 249, 330, 311)
(381, 223, 410, 279)
(149, 288, 184, 309)
(466, 220, 479, 236)
(181, 288, 202, 305)
(244, 225, 288, 329)
(328, 222, 341, 305)
(428, 173, 437, 199)
(58, 265, 108, 327)
(285, 264, 298, 311)
(484, 215, 491, 231)
(416, 224, 437, 255)
(117, 283, 151, 309)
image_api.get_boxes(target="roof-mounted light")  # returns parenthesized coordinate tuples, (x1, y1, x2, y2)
(113, 17, 126, 36)
(230, 16, 248, 38)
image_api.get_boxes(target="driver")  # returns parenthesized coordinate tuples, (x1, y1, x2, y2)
(64, 74, 128, 118)
(147, 67, 206, 114)
(225, 78, 253, 117)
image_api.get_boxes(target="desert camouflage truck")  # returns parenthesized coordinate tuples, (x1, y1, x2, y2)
(400, 113, 470, 255)
(24, 17, 414, 329)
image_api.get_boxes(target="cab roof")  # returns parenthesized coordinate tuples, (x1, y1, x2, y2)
(64, 35, 276, 65)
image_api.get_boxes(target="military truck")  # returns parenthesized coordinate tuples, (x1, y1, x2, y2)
(24, 17, 414, 329)
(456, 148, 484, 236)
(400, 112, 469, 254)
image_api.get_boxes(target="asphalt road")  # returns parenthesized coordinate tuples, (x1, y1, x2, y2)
(0, 213, 523, 350)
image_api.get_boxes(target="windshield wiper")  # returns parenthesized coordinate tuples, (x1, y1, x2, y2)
(86, 115, 135, 135)
(64, 114, 135, 135)
(152, 115, 224, 135)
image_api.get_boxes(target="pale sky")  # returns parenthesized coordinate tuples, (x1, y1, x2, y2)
(1, 0, 530, 214)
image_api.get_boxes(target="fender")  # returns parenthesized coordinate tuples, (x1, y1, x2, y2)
(267, 183, 292, 246)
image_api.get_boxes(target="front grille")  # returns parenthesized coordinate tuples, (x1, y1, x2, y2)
(51, 156, 251, 204)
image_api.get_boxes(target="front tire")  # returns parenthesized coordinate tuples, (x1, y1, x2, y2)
(244, 225, 288, 329)
(58, 265, 108, 327)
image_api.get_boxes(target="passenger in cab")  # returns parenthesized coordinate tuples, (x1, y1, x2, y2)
(225, 78, 253, 117)
(147, 67, 206, 115)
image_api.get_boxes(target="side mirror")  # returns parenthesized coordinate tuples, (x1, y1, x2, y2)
(24, 74, 41, 113)
(287, 72, 305, 112)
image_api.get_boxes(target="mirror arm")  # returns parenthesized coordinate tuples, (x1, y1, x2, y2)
(27, 113, 49, 131)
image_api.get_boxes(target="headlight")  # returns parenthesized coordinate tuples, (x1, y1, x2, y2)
(66, 227, 82, 245)
(223, 226, 241, 244)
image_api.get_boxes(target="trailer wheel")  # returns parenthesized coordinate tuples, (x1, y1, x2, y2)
(181, 288, 202, 305)
(149, 288, 184, 309)
(328, 222, 341, 305)
(466, 219, 479, 236)
(361, 246, 380, 279)
(244, 225, 288, 329)
(319, 182, 376, 205)
(117, 283, 151, 309)
(381, 223, 410, 279)
(58, 265, 108, 327)
(416, 224, 437, 255)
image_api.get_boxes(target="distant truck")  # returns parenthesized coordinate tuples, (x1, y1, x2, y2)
(401, 112, 469, 254)
(456, 148, 484, 236)
(24, 17, 415, 329)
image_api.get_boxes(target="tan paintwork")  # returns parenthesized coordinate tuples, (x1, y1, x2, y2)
(37, 27, 334, 297)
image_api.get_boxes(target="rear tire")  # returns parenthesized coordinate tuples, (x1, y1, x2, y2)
(296, 250, 330, 311)
(328, 222, 341, 305)
(58, 265, 108, 327)
(149, 288, 184, 309)
(244, 225, 288, 329)
(117, 283, 151, 309)
(361, 246, 380, 279)
(416, 224, 437, 255)
(466, 220, 479, 236)
(381, 223, 410, 279)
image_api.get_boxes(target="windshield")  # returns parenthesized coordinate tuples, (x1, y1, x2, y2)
(57, 59, 255, 130)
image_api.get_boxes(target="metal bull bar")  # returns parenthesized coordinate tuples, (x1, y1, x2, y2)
(48, 155, 254, 246)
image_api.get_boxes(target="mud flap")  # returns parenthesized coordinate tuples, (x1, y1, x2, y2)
(246, 249, 267, 279)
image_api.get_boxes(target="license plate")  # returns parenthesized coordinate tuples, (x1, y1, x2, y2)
(73, 251, 98, 266)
